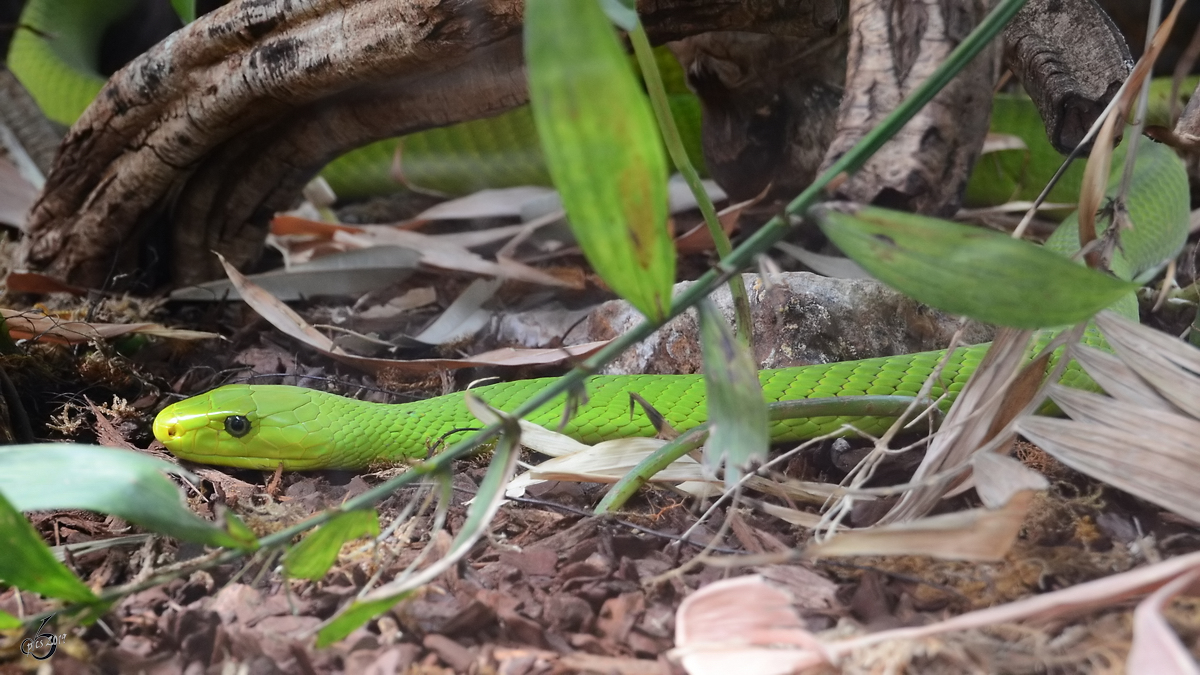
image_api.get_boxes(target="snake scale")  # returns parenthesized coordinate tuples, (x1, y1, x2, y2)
(7, 0, 1191, 470)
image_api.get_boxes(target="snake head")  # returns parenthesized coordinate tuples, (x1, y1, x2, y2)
(153, 384, 341, 470)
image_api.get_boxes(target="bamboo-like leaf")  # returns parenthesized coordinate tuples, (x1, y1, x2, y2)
(315, 594, 411, 648)
(169, 0, 195, 23)
(1095, 310, 1200, 418)
(526, 0, 673, 320)
(0, 488, 96, 604)
(698, 300, 768, 488)
(816, 205, 1135, 328)
(1015, 312, 1200, 524)
(283, 509, 380, 581)
(0, 444, 253, 549)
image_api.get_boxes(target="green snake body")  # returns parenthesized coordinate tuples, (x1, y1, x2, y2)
(9, 1, 1193, 469)
(155, 347, 987, 470)
(153, 140, 1188, 470)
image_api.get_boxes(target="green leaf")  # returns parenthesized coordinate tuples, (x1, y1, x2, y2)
(816, 206, 1136, 329)
(698, 300, 768, 488)
(0, 488, 96, 603)
(283, 509, 380, 581)
(316, 594, 409, 648)
(597, 0, 638, 30)
(0, 610, 20, 629)
(0, 444, 251, 549)
(526, 0, 673, 321)
(964, 95, 1084, 210)
(170, 0, 196, 23)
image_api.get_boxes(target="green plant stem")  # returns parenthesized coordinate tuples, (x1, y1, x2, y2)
(40, 0, 1030, 625)
(594, 395, 929, 514)
(628, 24, 755, 345)
(293, 0, 1028, 531)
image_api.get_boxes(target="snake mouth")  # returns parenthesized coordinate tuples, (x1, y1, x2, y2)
(152, 415, 182, 448)
(162, 450, 329, 471)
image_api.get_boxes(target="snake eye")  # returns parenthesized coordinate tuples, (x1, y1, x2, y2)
(223, 415, 252, 438)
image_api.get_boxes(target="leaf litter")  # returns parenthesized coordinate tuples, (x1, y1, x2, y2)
(7, 130, 1200, 673)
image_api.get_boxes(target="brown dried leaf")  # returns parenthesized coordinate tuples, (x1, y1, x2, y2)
(271, 214, 578, 287)
(1095, 310, 1200, 418)
(880, 327, 1040, 524)
(809, 491, 1037, 562)
(217, 254, 606, 375)
(1018, 389, 1200, 523)
(5, 272, 89, 296)
(0, 309, 218, 344)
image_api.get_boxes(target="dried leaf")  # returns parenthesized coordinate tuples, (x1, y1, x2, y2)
(674, 552, 1200, 671)
(1018, 390, 1200, 523)
(1070, 343, 1179, 412)
(1128, 569, 1200, 675)
(171, 246, 420, 301)
(1095, 310, 1200, 418)
(0, 309, 217, 344)
(972, 452, 1049, 509)
(5, 272, 89, 296)
(413, 187, 556, 220)
(673, 575, 822, 675)
(411, 278, 500, 345)
(216, 254, 606, 375)
(881, 327, 1040, 524)
(810, 491, 1036, 561)
(0, 157, 36, 229)
(774, 241, 873, 279)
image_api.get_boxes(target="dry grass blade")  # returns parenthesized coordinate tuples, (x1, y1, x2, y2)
(1014, 312, 1200, 523)
(878, 327, 1039, 525)
(1070, 343, 1182, 412)
(1095, 310, 1200, 417)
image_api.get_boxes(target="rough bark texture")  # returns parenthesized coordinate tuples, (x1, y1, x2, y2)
(818, 0, 1000, 217)
(1003, 0, 1132, 152)
(20, 0, 844, 287)
(20, 0, 1141, 288)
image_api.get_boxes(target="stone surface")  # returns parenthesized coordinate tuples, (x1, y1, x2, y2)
(581, 272, 995, 376)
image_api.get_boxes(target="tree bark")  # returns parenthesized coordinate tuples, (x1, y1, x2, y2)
(18, 0, 1138, 288)
(1003, 0, 1131, 152)
(20, 0, 844, 287)
(818, 0, 1001, 217)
